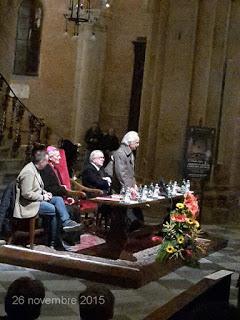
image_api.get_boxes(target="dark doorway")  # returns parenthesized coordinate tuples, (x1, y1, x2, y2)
(128, 37, 147, 131)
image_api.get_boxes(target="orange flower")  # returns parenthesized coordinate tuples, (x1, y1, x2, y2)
(171, 213, 187, 223)
(184, 192, 199, 217)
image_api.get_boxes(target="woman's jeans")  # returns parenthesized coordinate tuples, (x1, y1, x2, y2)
(38, 196, 70, 244)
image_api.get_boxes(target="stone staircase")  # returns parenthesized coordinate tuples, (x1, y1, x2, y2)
(0, 145, 25, 199)
(0, 72, 52, 201)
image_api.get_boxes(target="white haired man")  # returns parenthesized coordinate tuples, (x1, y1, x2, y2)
(82, 150, 111, 195)
(106, 131, 143, 230)
(110, 131, 139, 193)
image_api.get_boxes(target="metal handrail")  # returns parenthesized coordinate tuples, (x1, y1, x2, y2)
(0, 73, 44, 127)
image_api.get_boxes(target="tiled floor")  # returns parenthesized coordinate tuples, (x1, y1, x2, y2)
(0, 224, 239, 320)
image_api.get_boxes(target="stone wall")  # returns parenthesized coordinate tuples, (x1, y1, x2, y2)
(99, 0, 152, 137)
(0, 0, 77, 140)
(0, 0, 151, 142)
(137, 0, 240, 187)
(0, 0, 240, 188)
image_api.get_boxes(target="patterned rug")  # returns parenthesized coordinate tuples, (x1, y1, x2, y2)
(68, 233, 106, 252)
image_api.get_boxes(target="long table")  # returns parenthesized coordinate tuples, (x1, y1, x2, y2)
(90, 194, 183, 259)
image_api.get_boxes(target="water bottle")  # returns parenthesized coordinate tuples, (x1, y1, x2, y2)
(172, 181, 178, 196)
(167, 184, 172, 198)
(138, 184, 143, 196)
(186, 180, 191, 192)
(153, 183, 160, 199)
(148, 183, 154, 198)
(120, 186, 126, 199)
(137, 185, 143, 202)
(141, 185, 148, 201)
(123, 187, 131, 203)
(181, 179, 186, 194)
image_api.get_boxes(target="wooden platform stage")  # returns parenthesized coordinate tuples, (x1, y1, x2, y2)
(0, 235, 227, 288)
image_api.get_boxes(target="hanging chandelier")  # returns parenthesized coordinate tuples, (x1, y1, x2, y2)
(64, 0, 106, 36)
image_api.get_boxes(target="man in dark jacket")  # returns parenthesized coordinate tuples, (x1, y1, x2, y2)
(84, 122, 103, 152)
(101, 128, 119, 165)
(82, 150, 111, 227)
(82, 150, 111, 195)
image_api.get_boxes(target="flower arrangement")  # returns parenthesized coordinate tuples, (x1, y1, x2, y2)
(156, 192, 205, 264)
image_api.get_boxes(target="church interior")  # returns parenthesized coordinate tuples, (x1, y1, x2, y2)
(0, 0, 240, 319)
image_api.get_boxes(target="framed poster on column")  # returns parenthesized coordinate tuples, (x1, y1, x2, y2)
(183, 126, 215, 181)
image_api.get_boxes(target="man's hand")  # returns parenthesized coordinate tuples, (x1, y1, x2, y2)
(78, 191, 87, 199)
(130, 187, 138, 200)
(102, 177, 112, 186)
(43, 193, 52, 201)
(93, 189, 104, 195)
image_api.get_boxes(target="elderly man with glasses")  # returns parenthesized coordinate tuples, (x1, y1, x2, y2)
(82, 150, 112, 195)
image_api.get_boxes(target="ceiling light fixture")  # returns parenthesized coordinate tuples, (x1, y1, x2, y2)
(64, 0, 99, 36)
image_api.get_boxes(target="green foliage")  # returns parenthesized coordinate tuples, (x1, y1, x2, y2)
(156, 194, 202, 266)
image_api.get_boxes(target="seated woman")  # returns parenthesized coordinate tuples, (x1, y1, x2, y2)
(14, 149, 82, 250)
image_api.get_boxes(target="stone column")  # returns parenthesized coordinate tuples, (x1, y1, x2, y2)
(203, 0, 231, 183)
(137, 0, 199, 182)
(217, 0, 240, 186)
(188, 0, 218, 126)
(71, 23, 107, 143)
(136, 0, 168, 181)
(204, 0, 231, 129)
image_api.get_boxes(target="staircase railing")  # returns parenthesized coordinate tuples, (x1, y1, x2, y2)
(0, 73, 58, 160)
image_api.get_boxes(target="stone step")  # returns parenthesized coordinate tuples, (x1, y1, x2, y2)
(0, 145, 11, 158)
(0, 144, 27, 160)
(0, 171, 19, 185)
(0, 159, 25, 172)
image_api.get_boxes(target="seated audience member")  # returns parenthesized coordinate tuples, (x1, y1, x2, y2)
(102, 128, 119, 152)
(83, 122, 103, 169)
(79, 285, 115, 320)
(0, 277, 45, 320)
(60, 139, 79, 178)
(101, 128, 119, 165)
(85, 122, 103, 152)
(82, 150, 111, 195)
(14, 149, 82, 249)
(40, 146, 103, 200)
